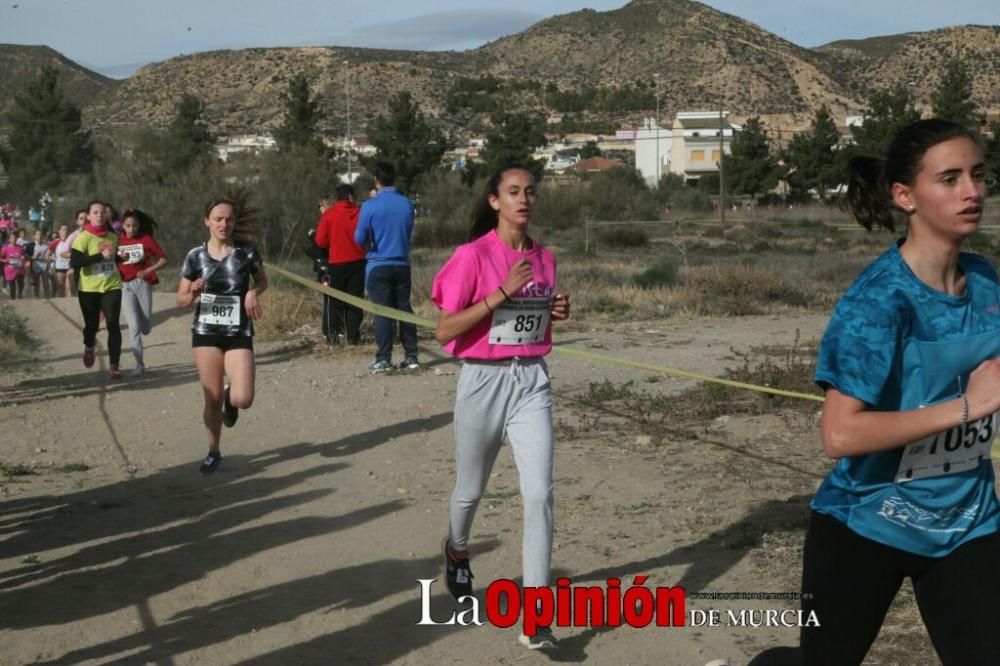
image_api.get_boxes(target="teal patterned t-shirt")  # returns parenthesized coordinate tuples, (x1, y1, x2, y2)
(814, 240, 1000, 556)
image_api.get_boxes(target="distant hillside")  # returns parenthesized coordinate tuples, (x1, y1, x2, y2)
(1, 1, 998, 145)
(0, 45, 118, 138)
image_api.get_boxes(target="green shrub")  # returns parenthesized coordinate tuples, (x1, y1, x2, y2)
(0, 306, 33, 363)
(633, 255, 680, 289)
(600, 226, 649, 248)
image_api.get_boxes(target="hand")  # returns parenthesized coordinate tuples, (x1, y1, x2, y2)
(190, 278, 206, 295)
(244, 288, 263, 321)
(100, 243, 114, 260)
(501, 259, 533, 298)
(137, 269, 147, 280)
(551, 293, 570, 321)
(965, 359, 1000, 421)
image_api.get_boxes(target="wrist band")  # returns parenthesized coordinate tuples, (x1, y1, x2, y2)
(483, 298, 493, 313)
(498, 286, 510, 300)
(961, 393, 969, 431)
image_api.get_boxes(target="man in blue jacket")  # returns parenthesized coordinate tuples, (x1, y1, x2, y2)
(354, 161, 419, 373)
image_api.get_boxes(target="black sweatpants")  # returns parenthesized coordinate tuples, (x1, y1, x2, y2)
(753, 510, 1000, 666)
(324, 260, 365, 345)
(79, 289, 123, 365)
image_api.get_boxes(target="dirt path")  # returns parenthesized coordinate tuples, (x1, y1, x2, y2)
(0, 293, 833, 665)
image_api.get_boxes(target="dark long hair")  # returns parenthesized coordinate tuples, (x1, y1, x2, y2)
(121, 208, 159, 237)
(203, 187, 258, 242)
(845, 118, 980, 232)
(469, 164, 535, 241)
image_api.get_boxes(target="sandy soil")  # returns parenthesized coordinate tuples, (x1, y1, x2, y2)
(0, 292, 843, 665)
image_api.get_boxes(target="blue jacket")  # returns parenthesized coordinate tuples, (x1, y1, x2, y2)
(354, 187, 414, 277)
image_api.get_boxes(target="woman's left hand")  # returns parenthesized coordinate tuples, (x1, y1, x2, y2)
(551, 293, 570, 321)
(245, 288, 263, 320)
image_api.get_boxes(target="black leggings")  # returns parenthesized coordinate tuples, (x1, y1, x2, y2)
(7, 274, 24, 299)
(79, 289, 122, 365)
(752, 511, 1000, 665)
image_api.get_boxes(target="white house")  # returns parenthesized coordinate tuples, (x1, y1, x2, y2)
(216, 134, 277, 161)
(669, 111, 737, 184)
(634, 117, 671, 187)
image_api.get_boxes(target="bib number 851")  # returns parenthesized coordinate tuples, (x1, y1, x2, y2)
(513, 314, 543, 333)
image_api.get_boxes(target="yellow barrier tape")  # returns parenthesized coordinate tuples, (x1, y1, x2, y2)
(268, 263, 824, 403)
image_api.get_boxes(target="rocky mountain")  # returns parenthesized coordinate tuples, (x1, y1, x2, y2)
(1, 1, 997, 143)
(0, 44, 118, 126)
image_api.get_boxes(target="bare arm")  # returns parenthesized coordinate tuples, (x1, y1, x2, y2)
(821, 358, 1000, 458)
(176, 276, 204, 308)
(244, 265, 268, 320)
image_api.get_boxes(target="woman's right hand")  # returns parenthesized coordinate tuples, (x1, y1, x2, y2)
(190, 278, 205, 295)
(501, 259, 533, 298)
(965, 359, 1000, 421)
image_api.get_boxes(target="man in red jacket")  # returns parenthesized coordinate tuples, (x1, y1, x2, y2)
(314, 184, 366, 345)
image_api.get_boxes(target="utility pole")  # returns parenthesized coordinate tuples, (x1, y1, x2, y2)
(654, 73, 661, 187)
(719, 102, 726, 226)
(344, 60, 352, 182)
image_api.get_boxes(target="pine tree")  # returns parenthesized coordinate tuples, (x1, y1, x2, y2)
(366, 91, 448, 194)
(784, 106, 842, 202)
(274, 74, 323, 152)
(931, 59, 980, 131)
(3, 65, 92, 201)
(167, 93, 214, 171)
(722, 117, 778, 202)
(850, 85, 921, 155)
(477, 111, 547, 180)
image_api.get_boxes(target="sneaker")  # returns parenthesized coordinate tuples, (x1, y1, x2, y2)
(519, 627, 558, 650)
(442, 538, 473, 600)
(199, 451, 222, 475)
(400, 356, 419, 370)
(222, 384, 238, 427)
(132, 364, 146, 377)
(368, 360, 393, 374)
(82, 346, 95, 368)
(109, 364, 122, 380)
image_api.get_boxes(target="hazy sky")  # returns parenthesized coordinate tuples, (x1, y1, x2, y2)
(1, 0, 996, 77)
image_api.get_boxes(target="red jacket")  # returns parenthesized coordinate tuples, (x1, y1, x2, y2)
(315, 200, 365, 264)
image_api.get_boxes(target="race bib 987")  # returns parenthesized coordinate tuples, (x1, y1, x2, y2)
(198, 293, 240, 327)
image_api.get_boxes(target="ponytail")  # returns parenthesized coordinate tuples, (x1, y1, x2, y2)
(845, 155, 895, 232)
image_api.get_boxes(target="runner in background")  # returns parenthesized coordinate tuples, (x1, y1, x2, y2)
(50, 223, 74, 297)
(432, 164, 570, 650)
(751, 119, 1000, 665)
(28, 229, 51, 299)
(66, 209, 87, 296)
(117, 208, 168, 376)
(70, 200, 123, 379)
(0, 229, 27, 299)
(176, 194, 267, 476)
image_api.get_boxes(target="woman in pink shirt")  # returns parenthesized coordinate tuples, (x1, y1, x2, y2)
(432, 164, 570, 651)
(1, 229, 27, 299)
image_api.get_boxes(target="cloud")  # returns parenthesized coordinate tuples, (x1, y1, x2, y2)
(316, 9, 545, 51)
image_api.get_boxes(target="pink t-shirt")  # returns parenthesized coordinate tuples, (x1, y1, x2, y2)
(1, 243, 26, 281)
(432, 229, 557, 360)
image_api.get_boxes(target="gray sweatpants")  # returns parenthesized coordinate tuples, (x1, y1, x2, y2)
(448, 357, 554, 588)
(121, 279, 152, 366)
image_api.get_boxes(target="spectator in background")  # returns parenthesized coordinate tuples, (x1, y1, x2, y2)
(354, 161, 419, 373)
(315, 183, 365, 346)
